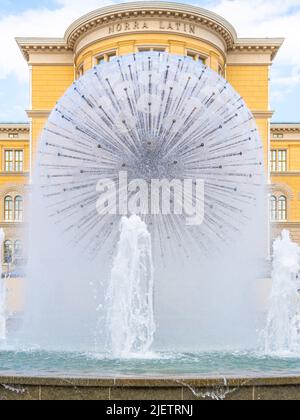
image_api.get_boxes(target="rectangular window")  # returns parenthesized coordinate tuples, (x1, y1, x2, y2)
(77, 65, 84, 79)
(278, 150, 287, 172)
(186, 51, 205, 64)
(278, 197, 287, 221)
(97, 55, 105, 65)
(273, 133, 283, 139)
(96, 51, 117, 65)
(107, 52, 117, 62)
(187, 52, 197, 61)
(4, 150, 13, 172)
(14, 150, 23, 172)
(4, 198, 13, 221)
(152, 47, 166, 52)
(8, 133, 19, 139)
(270, 197, 277, 222)
(138, 47, 167, 53)
(4, 149, 24, 172)
(270, 150, 277, 172)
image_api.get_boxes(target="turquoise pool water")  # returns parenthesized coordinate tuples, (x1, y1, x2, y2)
(1, 350, 300, 378)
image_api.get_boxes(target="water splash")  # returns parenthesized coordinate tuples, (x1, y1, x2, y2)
(0, 229, 6, 341)
(107, 215, 155, 358)
(264, 230, 300, 355)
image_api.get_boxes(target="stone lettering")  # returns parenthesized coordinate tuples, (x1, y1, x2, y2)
(107, 20, 198, 36)
(189, 24, 195, 34)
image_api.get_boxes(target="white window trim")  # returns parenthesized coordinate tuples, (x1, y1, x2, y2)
(135, 45, 169, 53)
(93, 49, 118, 66)
(185, 49, 209, 64)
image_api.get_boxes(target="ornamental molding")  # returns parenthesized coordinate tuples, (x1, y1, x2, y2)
(252, 110, 274, 119)
(16, 2, 284, 62)
(270, 183, 294, 200)
(26, 110, 51, 119)
(271, 172, 300, 177)
(0, 124, 29, 133)
(271, 221, 300, 227)
(271, 124, 300, 133)
(16, 38, 73, 62)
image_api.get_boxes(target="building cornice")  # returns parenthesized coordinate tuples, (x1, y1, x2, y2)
(271, 123, 300, 133)
(253, 110, 274, 119)
(231, 38, 284, 60)
(271, 222, 300, 227)
(16, 2, 284, 62)
(0, 124, 29, 133)
(15, 38, 72, 62)
(26, 110, 51, 119)
(271, 171, 300, 177)
(65, 2, 237, 50)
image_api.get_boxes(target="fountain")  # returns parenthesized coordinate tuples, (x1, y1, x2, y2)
(264, 230, 300, 355)
(5, 53, 300, 397)
(0, 228, 6, 341)
(18, 52, 265, 353)
(107, 215, 155, 358)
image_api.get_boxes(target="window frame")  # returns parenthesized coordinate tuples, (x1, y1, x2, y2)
(8, 133, 19, 139)
(186, 49, 208, 65)
(4, 196, 13, 222)
(277, 150, 287, 172)
(14, 150, 24, 172)
(3, 240, 13, 264)
(4, 149, 24, 173)
(278, 195, 287, 221)
(4, 150, 13, 172)
(14, 196, 23, 222)
(76, 64, 84, 79)
(94, 49, 118, 66)
(136, 45, 169, 54)
(270, 149, 288, 172)
(270, 195, 277, 222)
(270, 150, 277, 173)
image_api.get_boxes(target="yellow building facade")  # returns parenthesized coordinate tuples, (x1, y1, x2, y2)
(4, 1, 296, 266)
(270, 124, 300, 243)
(0, 123, 29, 274)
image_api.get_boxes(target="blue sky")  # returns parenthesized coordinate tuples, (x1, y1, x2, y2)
(0, 0, 299, 123)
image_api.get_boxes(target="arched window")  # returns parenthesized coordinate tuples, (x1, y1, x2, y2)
(14, 240, 22, 258)
(270, 196, 277, 221)
(4, 240, 12, 264)
(278, 196, 287, 221)
(4, 196, 13, 221)
(14, 196, 23, 221)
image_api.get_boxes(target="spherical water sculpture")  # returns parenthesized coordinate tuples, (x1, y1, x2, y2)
(38, 53, 264, 263)
(24, 53, 266, 352)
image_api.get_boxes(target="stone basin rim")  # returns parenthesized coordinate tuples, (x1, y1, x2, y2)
(1, 375, 300, 387)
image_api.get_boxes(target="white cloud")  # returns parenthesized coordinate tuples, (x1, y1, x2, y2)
(208, 0, 300, 93)
(0, 0, 114, 81)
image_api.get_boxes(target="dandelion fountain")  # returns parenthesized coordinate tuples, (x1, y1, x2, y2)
(2, 53, 300, 399)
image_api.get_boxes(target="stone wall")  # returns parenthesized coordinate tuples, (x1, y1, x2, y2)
(1, 376, 300, 400)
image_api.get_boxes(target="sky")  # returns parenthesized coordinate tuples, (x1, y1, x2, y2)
(0, 0, 299, 123)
